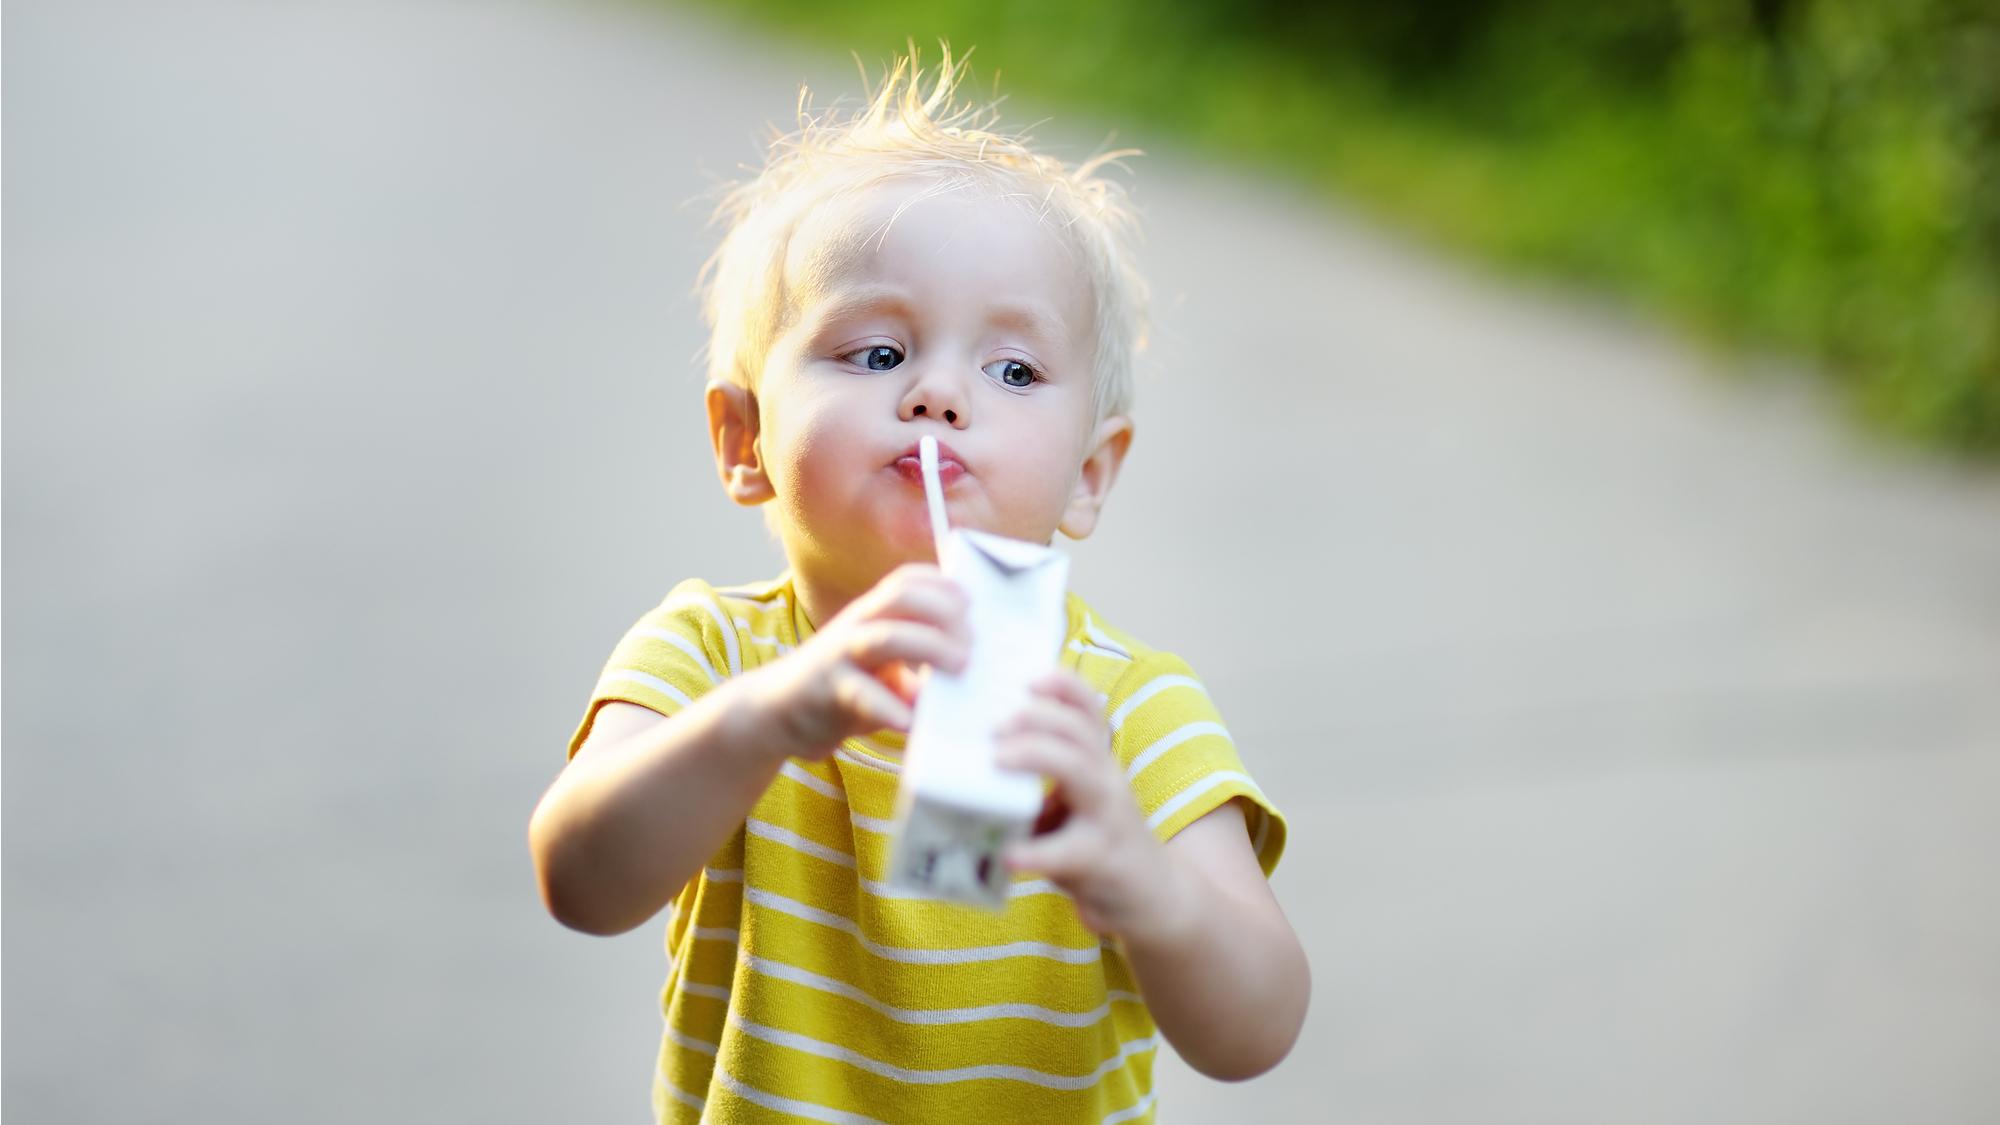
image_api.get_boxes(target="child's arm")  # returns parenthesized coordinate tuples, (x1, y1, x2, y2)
(1111, 803, 1310, 1080)
(997, 673, 1310, 1081)
(529, 565, 968, 936)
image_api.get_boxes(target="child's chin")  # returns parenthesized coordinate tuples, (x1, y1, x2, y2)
(871, 509, 949, 559)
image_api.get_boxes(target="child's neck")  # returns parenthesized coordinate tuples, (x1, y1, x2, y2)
(787, 564, 883, 635)
(784, 551, 1075, 651)
(784, 538, 957, 632)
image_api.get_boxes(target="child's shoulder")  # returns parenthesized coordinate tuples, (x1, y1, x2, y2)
(613, 573, 799, 676)
(638, 575, 793, 627)
(1063, 590, 1210, 700)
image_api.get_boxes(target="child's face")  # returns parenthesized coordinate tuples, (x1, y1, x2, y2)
(733, 181, 1127, 608)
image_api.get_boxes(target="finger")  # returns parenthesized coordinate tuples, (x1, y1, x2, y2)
(995, 730, 1112, 812)
(846, 620, 968, 675)
(881, 560, 947, 586)
(1030, 670, 1108, 718)
(857, 588, 970, 652)
(1004, 822, 1099, 881)
(1000, 697, 1108, 756)
(833, 665, 913, 734)
(864, 566, 969, 628)
(870, 571, 966, 618)
(877, 661, 919, 705)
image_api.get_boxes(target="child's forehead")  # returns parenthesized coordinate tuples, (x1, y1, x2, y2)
(781, 189, 892, 301)
(781, 179, 1083, 311)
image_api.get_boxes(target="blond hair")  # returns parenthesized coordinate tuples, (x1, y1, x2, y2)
(695, 43, 1149, 421)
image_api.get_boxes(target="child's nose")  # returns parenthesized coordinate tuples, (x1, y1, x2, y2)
(898, 366, 969, 427)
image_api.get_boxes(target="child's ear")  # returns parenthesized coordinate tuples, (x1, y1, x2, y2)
(706, 381, 775, 506)
(1058, 414, 1134, 540)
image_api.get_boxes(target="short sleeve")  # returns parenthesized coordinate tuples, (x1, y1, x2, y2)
(1106, 652, 1287, 876)
(565, 578, 739, 759)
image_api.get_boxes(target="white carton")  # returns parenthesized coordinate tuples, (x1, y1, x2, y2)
(885, 527, 1069, 909)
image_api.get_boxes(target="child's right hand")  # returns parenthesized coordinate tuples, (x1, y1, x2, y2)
(754, 563, 970, 759)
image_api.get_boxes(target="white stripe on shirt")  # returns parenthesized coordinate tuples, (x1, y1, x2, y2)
(744, 887, 1100, 964)
(746, 819, 855, 870)
(733, 617, 795, 652)
(711, 1067, 892, 1125)
(1102, 1092, 1158, 1124)
(729, 1014, 1157, 1090)
(665, 1025, 719, 1057)
(600, 668, 692, 709)
(680, 981, 731, 1002)
(1123, 721, 1231, 780)
(742, 954, 1125, 1028)
(715, 583, 788, 608)
(1081, 615, 1134, 660)
(835, 748, 900, 775)
(1146, 770, 1262, 830)
(1068, 639, 1133, 662)
(629, 624, 720, 686)
(661, 590, 739, 678)
(849, 809, 895, 835)
(661, 1080, 705, 1113)
(1107, 674, 1205, 732)
(780, 761, 844, 800)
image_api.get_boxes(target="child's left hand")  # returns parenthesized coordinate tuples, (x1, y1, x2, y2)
(996, 670, 1188, 940)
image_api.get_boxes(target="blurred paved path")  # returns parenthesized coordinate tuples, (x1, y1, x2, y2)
(7, 2, 1999, 1122)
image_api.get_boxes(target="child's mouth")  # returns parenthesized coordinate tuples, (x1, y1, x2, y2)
(895, 455, 964, 487)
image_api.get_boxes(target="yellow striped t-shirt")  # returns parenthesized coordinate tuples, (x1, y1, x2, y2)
(567, 574, 1287, 1125)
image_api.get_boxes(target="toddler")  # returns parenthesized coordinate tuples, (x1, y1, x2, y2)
(530, 46, 1309, 1124)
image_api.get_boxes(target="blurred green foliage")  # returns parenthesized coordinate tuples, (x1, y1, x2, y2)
(676, 0, 2000, 452)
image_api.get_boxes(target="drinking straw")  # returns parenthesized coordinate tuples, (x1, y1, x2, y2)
(919, 434, 951, 561)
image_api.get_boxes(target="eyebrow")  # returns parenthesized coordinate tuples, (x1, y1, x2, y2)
(808, 287, 1067, 345)
(984, 302, 1067, 342)
(807, 288, 916, 329)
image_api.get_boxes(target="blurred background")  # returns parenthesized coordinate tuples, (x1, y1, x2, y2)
(5, 1, 1998, 1122)
(705, 0, 2000, 454)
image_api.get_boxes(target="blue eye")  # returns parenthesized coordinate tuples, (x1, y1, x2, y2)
(846, 345, 903, 371)
(985, 359, 1038, 388)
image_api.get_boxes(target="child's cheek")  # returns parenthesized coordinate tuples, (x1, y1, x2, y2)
(764, 410, 839, 502)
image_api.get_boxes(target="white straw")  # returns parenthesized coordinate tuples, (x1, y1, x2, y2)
(919, 435, 951, 561)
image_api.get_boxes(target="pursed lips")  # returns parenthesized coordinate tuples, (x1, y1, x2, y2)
(893, 440, 967, 486)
